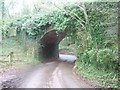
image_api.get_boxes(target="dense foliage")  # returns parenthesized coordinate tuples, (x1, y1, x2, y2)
(1, 2, 118, 87)
(2, 1, 118, 68)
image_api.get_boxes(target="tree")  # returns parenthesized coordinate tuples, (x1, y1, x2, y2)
(0, 0, 4, 42)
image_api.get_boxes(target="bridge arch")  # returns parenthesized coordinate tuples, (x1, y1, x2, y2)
(40, 30, 67, 59)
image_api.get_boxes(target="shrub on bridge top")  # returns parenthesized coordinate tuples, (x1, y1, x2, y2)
(2, 3, 86, 40)
(2, 2, 117, 43)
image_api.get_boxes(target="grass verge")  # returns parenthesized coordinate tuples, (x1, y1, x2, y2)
(75, 60, 118, 88)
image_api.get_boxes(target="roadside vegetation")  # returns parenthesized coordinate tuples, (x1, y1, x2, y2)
(0, 0, 118, 88)
(0, 37, 40, 73)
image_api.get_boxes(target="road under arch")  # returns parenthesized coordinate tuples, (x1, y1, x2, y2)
(40, 30, 67, 59)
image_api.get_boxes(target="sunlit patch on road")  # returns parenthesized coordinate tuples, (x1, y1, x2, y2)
(59, 54, 77, 63)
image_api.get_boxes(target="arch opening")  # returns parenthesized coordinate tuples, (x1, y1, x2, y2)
(41, 43, 59, 59)
(40, 30, 67, 60)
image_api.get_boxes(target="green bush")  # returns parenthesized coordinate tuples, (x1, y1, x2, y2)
(97, 49, 115, 70)
(80, 48, 117, 72)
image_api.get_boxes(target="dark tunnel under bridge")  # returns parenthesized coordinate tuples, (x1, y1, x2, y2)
(40, 30, 67, 60)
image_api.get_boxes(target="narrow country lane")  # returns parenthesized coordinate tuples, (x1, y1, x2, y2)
(19, 61, 93, 88)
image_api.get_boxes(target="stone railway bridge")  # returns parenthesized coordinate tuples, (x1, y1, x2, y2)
(15, 27, 67, 60)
